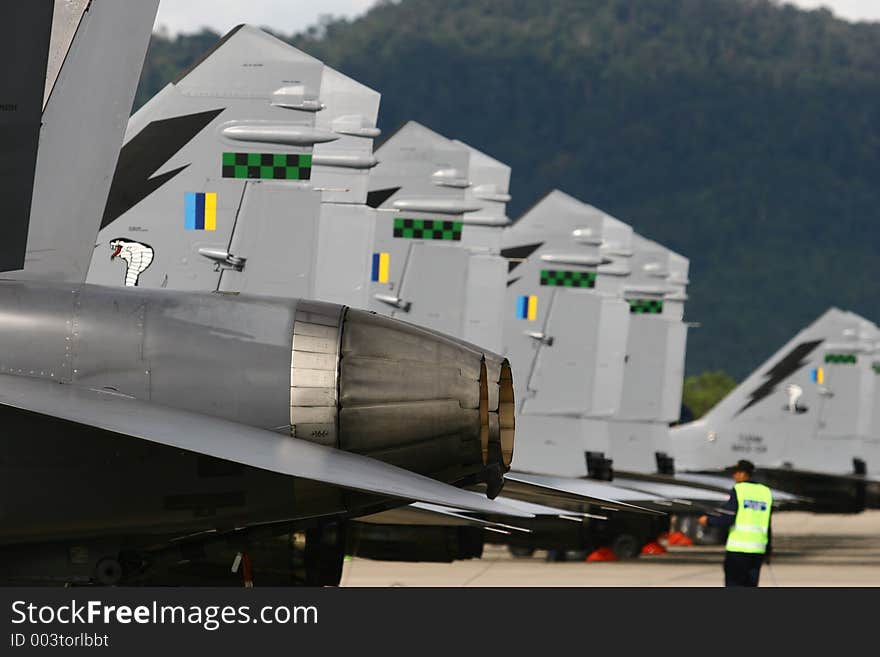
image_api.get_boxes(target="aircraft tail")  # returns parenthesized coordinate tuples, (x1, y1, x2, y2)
(2, 0, 159, 282)
(672, 308, 876, 474)
(87, 26, 329, 295)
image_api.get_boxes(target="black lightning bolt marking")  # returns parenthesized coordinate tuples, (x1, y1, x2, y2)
(100, 108, 225, 229)
(501, 242, 544, 273)
(736, 339, 824, 416)
(366, 186, 401, 209)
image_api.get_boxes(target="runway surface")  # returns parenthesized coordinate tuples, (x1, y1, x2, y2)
(341, 510, 880, 587)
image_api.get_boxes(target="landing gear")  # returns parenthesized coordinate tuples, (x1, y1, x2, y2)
(93, 557, 123, 586)
(484, 463, 504, 500)
(292, 522, 348, 586)
(508, 546, 535, 559)
(610, 534, 641, 560)
(674, 515, 723, 546)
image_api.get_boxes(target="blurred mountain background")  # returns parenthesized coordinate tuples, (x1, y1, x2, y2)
(134, 0, 880, 414)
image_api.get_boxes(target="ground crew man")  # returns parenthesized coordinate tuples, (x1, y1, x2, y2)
(699, 459, 772, 587)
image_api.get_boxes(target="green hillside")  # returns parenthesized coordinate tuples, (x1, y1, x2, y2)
(135, 0, 880, 380)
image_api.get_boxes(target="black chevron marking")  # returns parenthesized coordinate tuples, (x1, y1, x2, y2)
(501, 242, 544, 272)
(100, 108, 225, 230)
(366, 186, 401, 209)
(736, 339, 824, 416)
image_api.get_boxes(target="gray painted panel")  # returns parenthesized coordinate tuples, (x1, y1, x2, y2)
(524, 289, 602, 415)
(312, 67, 380, 205)
(509, 415, 611, 477)
(11, 0, 159, 282)
(608, 422, 669, 472)
(142, 290, 295, 430)
(395, 244, 468, 336)
(592, 298, 630, 416)
(313, 203, 377, 308)
(218, 182, 321, 297)
(617, 316, 672, 420)
(462, 254, 507, 353)
(661, 320, 688, 421)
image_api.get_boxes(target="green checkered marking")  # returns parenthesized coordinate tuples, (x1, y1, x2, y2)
(393, 218, 463, 241)
(825, 353, 857, 364)
(222, 152, 312, 180)
(628, 298, 664, 314)
(540, 269, 596, 288)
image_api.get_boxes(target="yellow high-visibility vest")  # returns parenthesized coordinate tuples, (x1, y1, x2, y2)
(725, 482, 772, 554)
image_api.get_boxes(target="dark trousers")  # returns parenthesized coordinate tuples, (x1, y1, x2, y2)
(724, 551, 764, 587)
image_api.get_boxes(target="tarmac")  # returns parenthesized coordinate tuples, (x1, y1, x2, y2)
(341, 510, 880, 586)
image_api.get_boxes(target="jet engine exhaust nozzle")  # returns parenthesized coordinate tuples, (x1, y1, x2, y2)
(288, 302, 515, 496)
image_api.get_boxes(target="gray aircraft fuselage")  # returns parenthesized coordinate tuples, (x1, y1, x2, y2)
(0, 280, 498, 544)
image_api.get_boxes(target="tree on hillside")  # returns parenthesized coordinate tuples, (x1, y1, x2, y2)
(682, 370, 737, 419)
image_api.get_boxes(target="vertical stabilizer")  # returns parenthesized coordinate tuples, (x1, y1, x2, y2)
(4, 0, 159, 281)
(367, 122, 509, 350)
(0, 1, 54, 271)
(502, 191, 633, 475)
(87, 26, 325, 294)
(608, 235, 690, 472)
(672, 308, 875, 474)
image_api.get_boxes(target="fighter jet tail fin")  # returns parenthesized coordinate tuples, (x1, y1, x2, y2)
(671, 308, 876, 473)
(2, 0, 159, 282)
(696, 309, 872, 426)
(87, 25, 331, 293)
(0, 1, 54, 272)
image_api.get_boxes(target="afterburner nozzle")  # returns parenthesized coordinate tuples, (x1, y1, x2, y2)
(286, 301, 514, 496)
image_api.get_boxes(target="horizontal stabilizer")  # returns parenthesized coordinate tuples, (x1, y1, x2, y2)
(0, 374, 531, 518)
(504, 472, 666, 514)
(357, 496, 601, 531)
(675, 473, 810, 503)
(357, 503, 531, 533)
(491, 496, 603, 520)
(611, 476, 730, 506)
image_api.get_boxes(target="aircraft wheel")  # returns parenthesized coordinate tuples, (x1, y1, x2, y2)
(508, 546, 535, 558)
(304, 522, 347, 586)
(611, 534, 641, 560)
(94, 557, 123, 586)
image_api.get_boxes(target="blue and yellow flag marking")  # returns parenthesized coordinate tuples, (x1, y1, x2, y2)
(185, 192, 217, 231)
(371, 252, 390, 283)
(811, 367, 824, 384)
(516, 295, 538, 320)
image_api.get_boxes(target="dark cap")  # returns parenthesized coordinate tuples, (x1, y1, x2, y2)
(733, 459, 755, 475)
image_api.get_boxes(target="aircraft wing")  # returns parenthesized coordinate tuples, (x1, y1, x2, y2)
(675, 473, 805, 503)
(503, 472, 668, 514)
(356, 503, 531, 534)
(491, 496, 603, 520)
(0, 374, 531, 518)
(355, 496, 596, 532)
(611, 476, 730, 507)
